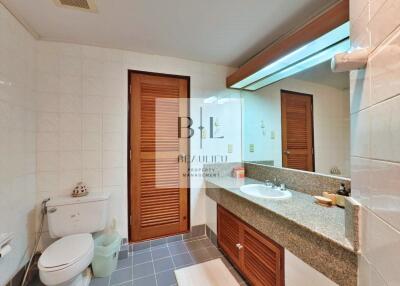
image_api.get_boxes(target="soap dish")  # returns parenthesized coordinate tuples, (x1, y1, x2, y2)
(314, 196, 332, 207)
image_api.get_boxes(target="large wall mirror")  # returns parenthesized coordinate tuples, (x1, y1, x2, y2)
(241, 60, 350, 178)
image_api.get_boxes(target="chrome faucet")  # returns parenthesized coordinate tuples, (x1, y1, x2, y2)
(264, 180, 274, 187)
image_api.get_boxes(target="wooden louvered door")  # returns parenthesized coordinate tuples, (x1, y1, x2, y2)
(281, 90, 314, 172)
(217, 205, 241, 267)
(129, 72, 189, 242)
(242, 225, 284, 286)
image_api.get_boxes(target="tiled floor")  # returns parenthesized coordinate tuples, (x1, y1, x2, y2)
(29, 236, 246, 286)
(90, 236, 246, 286)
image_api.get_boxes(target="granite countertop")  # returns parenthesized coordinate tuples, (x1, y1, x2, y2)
(205, 176, 355, 252)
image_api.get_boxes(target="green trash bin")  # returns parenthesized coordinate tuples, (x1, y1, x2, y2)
(92, 232, 122, 277)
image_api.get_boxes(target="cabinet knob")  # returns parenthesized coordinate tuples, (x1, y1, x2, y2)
(236, 243, 243, 250)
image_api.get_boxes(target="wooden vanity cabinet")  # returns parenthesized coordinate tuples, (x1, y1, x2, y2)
(217, 205, 284, 286)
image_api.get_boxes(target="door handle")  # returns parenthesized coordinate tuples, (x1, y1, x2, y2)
(236, 243, 243, 250)
(284, 150, 291, 155)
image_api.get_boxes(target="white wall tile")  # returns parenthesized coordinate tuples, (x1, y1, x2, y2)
(83, 58, 106, 77)
(60, 113, 82, 132)
(35, 72, 59, 93)
(60, 132, 82, 151)
(370, 27, 400, 105)
(83, 76, 105, 96)
(103, 150, 123, 168)
(102, 96, 122, 114)
(350, 69, 371, 113)
(370, 97, 400, 162)
(103, 168, 123, 187)
(351, 109, 370, 158)
(369, 0, 400, 50)
(37, 171, 59, 193)
(83, 132, 102, 150)
(59, 93, 82, 113)
(361, 208, 400, 286)
(37, 132, 59, 152)
(358, 256, 370, 286)
(103, 114, 122, 132)
(37, 151, 58, 172)
(82, 95, 103, 114)
(103, 132, 122, 151)
(59, 75, 81, 95)
(60, 151, 82, 171)
(350, 157, 371, 206)
(350, 0, 369, 24)
(36, 92, 59, 112)
(351, 4, 370, 49)
(60, 56, 82, 76)
(36, 52, 59, 74)
(59, 170, 82, 194)
(82, 169, 102, 189)
(82, 114, 102, 132)
(83, 150, 102, 169)
(37, 112, 59, 132)
(369, 159, 400, 230)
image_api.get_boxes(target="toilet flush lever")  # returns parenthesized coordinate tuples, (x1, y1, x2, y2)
(48, 207, 57, 213)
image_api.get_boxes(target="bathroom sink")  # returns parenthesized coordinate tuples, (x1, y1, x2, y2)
(240, 184, 292, 200)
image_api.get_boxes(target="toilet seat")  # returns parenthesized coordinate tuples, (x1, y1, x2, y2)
(39, 233, 94, 286)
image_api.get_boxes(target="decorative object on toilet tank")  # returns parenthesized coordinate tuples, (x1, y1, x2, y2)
(72, 182, 89, 197)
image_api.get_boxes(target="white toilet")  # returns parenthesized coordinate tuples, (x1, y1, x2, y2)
(38, 192, 110, 286)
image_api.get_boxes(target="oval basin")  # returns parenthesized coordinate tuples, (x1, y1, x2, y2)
(240, 184, 292, 200)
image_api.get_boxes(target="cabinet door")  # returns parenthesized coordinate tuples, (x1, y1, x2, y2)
(241, 225, 284, 286)
(217, 205, 241, 267)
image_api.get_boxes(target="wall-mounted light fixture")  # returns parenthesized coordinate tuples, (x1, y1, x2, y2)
(231, 22, 350, 91)
(331, 48, 369, 72)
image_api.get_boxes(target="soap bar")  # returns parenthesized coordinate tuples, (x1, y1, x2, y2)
(322, 192, 337, 205)
(314, 196, 332, 207)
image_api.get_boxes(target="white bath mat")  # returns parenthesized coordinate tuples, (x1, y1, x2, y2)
(174, 258, 240, 286)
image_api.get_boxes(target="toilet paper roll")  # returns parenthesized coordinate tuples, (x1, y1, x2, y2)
(0, 244, 12, 258)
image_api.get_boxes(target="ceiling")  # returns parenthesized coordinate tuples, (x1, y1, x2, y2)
(292, 60, 349, 90)
(1, 0, 338, 67)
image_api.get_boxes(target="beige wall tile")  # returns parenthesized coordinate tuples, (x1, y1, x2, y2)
(351, 110, 370, 157)
(370, 28, 400, 105)
(369, 0, 400, 50)
(370, 96, 400, 162)
(362, 208, 400, 285)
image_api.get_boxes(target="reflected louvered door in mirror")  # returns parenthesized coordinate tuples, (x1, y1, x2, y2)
(281, 91, 314, 172)
(242, 226, 284, 286)
(129, 72, 190, 242)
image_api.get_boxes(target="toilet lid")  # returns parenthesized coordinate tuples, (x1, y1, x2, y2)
(39, 233, 93, 270)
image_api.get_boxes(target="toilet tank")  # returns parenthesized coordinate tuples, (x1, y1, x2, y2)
(46, 192, 110, 238)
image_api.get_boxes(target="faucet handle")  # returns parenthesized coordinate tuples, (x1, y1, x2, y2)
(265, 180, 273, 187)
